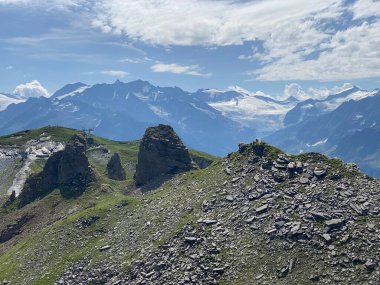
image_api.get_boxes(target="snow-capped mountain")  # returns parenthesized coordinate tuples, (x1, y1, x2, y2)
(1, 79, 380, 174)
(0, 80, 253, 155)
(284, 86, 377, 126)
(266, 88, 380, 177)
(192, 86, 299, 136)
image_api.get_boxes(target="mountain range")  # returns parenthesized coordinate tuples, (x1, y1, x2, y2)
(0, 80, 379, 176)
(266, 86, 380, 177)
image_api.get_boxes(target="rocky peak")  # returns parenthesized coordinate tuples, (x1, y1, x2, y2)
(107, 153, 126, 181)
(18, 134, 96, 207)
(65, 133, 87, 153)
(134, 125, 196, 185)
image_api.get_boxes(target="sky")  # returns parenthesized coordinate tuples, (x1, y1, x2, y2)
(0, 0, 379, 99)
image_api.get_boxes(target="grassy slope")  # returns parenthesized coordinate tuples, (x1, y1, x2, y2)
(0, 126, 221, 284)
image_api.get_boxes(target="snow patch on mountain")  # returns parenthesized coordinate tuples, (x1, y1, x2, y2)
(149, 105, 170, 118)
(56, 85, 90, 100)
(321, 88, 378, 112)
(196, 87, 298, 135)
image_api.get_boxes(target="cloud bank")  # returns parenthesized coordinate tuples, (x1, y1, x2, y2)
(91, 0, 380, 82)
(2, 0, 380, 82)
(13, 80, 50, 99)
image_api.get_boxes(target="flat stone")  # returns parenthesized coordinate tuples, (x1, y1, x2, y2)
(184, 237, 197, 244)
(314, 168, 327, 177)
(213, 268, 224, 275)
(198, 219, 218, 225)
(256, 204, 269, 215)
(322, 233, 331, 242)
(226, 195, 234, 202)
(256, 274, 264, 280)
(231, 177, 240, 183)
(310, 211, 331, 221)
(246, 216, 255, 224)
(99, 245, 111, 252)
(325, 219, 345, 228)
(299, 177, 310, 184)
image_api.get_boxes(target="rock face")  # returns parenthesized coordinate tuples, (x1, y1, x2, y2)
(0, 214, 33, 243)
(18, 134, 96, 207)
(107, 153, 126, 180)
(134, 125, 195, 185)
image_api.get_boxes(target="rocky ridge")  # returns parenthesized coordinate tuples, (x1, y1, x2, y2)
(55, 140, 380, 284)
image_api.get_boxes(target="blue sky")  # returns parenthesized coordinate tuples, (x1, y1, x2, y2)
(0, 0, 379, 98)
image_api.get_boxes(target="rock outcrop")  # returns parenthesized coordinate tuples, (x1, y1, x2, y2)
(18, 134, 96, 207)
(0, 214, 33, 243)
(134, 125, 195, 185)
(107, 153, 126, 180)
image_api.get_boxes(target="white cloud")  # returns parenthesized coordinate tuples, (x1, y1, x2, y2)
(13, 80, 50, 99)
(307, 83, 354, 99)
(92, 0, 340, 46)
(90, 0, 380, 81)
(120, 56, 153, 64)
(100, 70, 129, 78)
(3, 0, 380, 82)
(350, 0, 380, 19)
(254, 22, 380, 81)
(151, 63, 211, 77)
(5, 65, 14, 70)
(282, 83, 355, 100)
(284, 83, 310, 101)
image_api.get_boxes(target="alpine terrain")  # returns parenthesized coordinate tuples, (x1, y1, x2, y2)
(0, 125, 379, 284)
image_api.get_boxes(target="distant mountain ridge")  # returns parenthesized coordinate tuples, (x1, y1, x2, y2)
(0, 80, 253, 155)
(1, 79, 379, 176)
(266, 89, 380, 177)
(283, 86, 377, 126)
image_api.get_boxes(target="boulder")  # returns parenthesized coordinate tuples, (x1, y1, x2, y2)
(107, 153, 126, 180)
(134, 125, 195, 185)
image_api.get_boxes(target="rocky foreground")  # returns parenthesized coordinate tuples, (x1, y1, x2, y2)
(57, 140, 380, 284)
(0, 126, 379, 285)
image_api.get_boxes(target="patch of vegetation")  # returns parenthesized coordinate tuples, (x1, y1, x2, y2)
(0, 126, 79, 146)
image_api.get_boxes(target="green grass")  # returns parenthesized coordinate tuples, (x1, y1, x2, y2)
(0, 126, 79, 146)
(0, 126, 226, 284)
(0, 184, 142, 284)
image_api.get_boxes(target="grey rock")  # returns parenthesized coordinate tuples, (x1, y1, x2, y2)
(255, 204, 269, 215)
